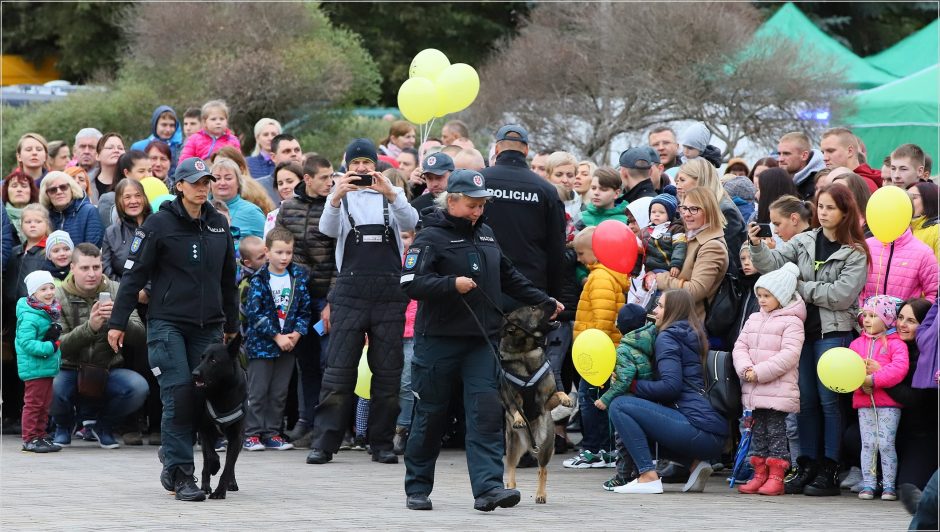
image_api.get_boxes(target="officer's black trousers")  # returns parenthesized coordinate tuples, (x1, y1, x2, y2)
(311, 275, 406, 453)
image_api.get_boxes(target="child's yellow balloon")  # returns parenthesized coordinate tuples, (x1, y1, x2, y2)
(355, 347, 372, 400)
(866, 186, 913, 243)
(817, 347, 866, 393)
(572, 329, 616, 387)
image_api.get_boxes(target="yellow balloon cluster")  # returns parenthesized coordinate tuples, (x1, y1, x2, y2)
(817, 347, 866, 393)
(572, 329, 616, 387)
(398, 48, 480, 125)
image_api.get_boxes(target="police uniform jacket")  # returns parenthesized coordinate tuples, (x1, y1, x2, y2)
(401, 208, 551, 338)
(109, 196, 239, 333)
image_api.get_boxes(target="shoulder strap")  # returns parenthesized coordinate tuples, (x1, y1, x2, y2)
(341, 195, 390, 229)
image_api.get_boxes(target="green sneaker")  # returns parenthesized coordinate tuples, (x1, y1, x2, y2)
(603, 475, 629, 491)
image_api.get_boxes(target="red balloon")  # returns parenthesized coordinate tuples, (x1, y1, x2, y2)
(591, 220, 638, 274)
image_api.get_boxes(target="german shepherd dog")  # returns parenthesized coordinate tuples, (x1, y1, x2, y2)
(499, 300, 572, 504)
(191, 335, 247, 499)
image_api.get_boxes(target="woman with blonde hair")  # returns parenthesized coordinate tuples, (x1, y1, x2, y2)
(38, 171, 102, 246)
(210, 158, 265, 238)
(674, 158, 746, 270)
(574, 160, 597, 203)
(246, 117, 282, 178)
(545, 151, 582, 222)
(16, 133, 49, 182)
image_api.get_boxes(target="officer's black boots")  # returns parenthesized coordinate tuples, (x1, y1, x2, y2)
(173, 465, 206, 502)
(473, 488, 521, 512)
(406, 494, 433, 510)
(306, 448, 333, 464)
(372, 449, 399, 464)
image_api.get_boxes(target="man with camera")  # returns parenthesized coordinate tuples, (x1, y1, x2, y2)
(49, 243, 148, 449)
(306, 138, 418, 466)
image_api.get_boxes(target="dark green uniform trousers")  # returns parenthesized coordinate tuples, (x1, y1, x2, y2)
(404, 335, 505, 498)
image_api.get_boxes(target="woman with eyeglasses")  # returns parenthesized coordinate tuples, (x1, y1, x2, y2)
(37, 171, 103, 247)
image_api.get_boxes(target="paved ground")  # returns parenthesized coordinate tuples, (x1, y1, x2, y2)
(0, 435, 913, 530)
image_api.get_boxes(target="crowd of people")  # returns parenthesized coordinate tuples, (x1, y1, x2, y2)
(1, 100, 937, 524)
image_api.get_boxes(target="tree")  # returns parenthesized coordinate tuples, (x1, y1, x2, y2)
(468, 2, 844, 161)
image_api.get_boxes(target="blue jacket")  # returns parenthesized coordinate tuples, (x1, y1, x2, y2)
(246, 154, 275, 181)
(244, 262, 312, 359)
(1, 206, 12, 273)
(130, 105, 183, 173)
(223, 195, 266, 239)
(634, 320, 728, 437)
(50, 196, 103, 248)
(15, 298, 61, 381)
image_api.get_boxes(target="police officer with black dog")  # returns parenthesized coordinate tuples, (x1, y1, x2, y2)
(400, 169, 562, 512)
(305, 138, 418, 466)
(108, 157, 239, 502)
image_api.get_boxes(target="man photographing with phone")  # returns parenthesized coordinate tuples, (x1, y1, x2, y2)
(306, 138, 419, 466)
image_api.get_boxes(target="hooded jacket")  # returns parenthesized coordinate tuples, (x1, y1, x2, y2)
(794, 149, 826, 200)
(401, 208, 551, 338)
(861, 229, 938, 304)
(732, 296, 806, 413)
(599, 322, 656, 407)
(634, 320, 729, 436)
(243, 262, 312, 359)
(14, 298, 61, 380)
(850, 331, 910, 409)
(57, 274, 144, 370)
(853, 163, 882, 194)
(130, 105, 183, 172)
(750, 228, 868, 336)
(275, 182, 337, 299)
(108, 196, 239, 334)
(574, 262, 629, 343)
(911, 216, 939, 262)
(179, 128, 241, 161)
(49, 196, 103, 248)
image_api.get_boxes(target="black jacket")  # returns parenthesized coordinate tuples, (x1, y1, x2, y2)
(275, 183, 337, 299)
(618, 178, 656, 204)
(3, 244, 49, 307)
(480, 150, 566, 298)
(410, 192, 436, 222)
(401, 209, 551, 337)
(109, 196, 239, 333)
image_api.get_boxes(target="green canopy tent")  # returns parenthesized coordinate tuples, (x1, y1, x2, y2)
(756, 3, 897, 89)
(840, 65, 939, 165)
(864, 19, 939, 78)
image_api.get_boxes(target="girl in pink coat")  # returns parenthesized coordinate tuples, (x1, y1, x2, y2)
(732, 262, 805, 496)
(179, 100, 242, 162)
(850, 295, 910, 501)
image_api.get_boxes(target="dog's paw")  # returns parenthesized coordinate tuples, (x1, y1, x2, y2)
(201, 484, 212, 495)
(506, 480, 516, 489)
(556, 391, 573, 407)
(209, 490, 227, 500)
(227, 479, 239, 492)
(511, 412, 527, 429)
(535, 495, 546, 504)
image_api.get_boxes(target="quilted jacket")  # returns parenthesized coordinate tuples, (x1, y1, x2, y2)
(179, 129, 241, 161)
(598, 322, 656, 407)
(911, 216, 939, 262)
(850, 331, 910, 408)
(861, 229, 938, 304)
(573, 262, 629, 343)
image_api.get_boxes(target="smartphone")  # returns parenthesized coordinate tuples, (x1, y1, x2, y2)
(351, 174, 373, 187)
(98, 292, 112, 304)
(756, 223, 773, 238)
(313, 320, 326, 336)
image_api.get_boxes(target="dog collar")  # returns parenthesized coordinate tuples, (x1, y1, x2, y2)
(207, 399, 246, 428)
(502, 360, 552, 389)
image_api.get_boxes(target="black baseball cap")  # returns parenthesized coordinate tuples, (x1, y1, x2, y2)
(174, 157, 215, 184)
(447, 169, 492, 198)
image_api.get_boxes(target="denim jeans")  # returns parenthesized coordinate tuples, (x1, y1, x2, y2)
(146, 319, 222, 470)
(397, 337, 415, 428)
(608, 395, 725, 474)
(50, 368, 149, 432)
(797, 334, 851, 461)
(578, 379, 613, 453)
(295, 297, 330, 426)
(910, 469, 939, 531)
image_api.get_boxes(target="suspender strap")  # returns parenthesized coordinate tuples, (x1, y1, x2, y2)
(341, 196, 391, 231)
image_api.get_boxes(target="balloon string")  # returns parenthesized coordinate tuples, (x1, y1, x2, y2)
(875, 246, 884, 297)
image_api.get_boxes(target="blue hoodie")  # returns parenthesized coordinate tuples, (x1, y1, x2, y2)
(130, 105, 183, 173)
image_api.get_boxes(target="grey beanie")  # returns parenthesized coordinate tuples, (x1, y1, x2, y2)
(754, 263, 800, 307)
(679, 122, 711, 152)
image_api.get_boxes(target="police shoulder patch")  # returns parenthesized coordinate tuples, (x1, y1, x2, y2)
(404, 249, 420, 270)
(130, 230, 146, 254)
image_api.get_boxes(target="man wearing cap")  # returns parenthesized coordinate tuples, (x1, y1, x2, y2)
(108, 157, 239, 502)
(72, 128, 103, 173)
(480, 124, 567, 304)
(410, 152, 455, 220)
(400, 169, 562, 512)
(618, 146, 659, 204)
(305, 138, 418, 466)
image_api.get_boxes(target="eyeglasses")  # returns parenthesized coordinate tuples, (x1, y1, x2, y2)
(46, 184, 70, 195)
(678, 205, 702, 215)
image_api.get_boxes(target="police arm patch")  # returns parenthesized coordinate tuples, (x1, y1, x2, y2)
(404, 248, 420, 270)
(130, 229, 146, 254)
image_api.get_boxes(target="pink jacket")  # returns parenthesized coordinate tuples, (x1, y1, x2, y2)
(404, 300, 417, 339)
(179, 129, 242, 161)
(850, 332, 910, 408)
(861, 229, 938, 304)
(732, 296, 806, 413)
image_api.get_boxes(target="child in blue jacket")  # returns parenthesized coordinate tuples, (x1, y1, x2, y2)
(243, 227, 312, 451)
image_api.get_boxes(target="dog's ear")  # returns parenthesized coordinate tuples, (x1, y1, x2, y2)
(226, 333, 242, 358)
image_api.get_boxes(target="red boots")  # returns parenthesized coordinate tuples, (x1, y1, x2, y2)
(758, 458, 789, 496)
(738, 456, 768, 494)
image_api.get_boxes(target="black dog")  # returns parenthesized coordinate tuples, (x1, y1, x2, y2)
(191, 335, 247, 499)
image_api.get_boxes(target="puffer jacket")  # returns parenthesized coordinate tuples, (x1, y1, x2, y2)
(101, 218, 138, 281)
(275, 183, 337, 299)
(179, 128, 241, 161)
(244, 262, 312, 359)
(57, 274, 145, 370)
(645, 222, 687, 272)
(49, 196, 103, 247)
(750, 228, 868, 336)
(911, 216, 939, 263)
(14, 298, 61, 380)
(573, 262, 629, 343)
(634, 320, 728, 436)
(599, 322, 656, 407)
(732, 296, 806, 413)
(655, 225, 729, 321)
(861, 229, 938, 304)
(850, 331, 910, 408)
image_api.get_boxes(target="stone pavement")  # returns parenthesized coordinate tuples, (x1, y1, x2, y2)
(0, 435, 912, 530)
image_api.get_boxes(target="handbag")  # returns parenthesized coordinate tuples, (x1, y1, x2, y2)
(686, 350, 742, 419)
(77, 364, 110, 398)
(695, 237, 742, 344)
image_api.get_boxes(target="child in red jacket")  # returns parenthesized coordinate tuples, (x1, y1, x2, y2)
(850, 295, 910, 501)
(178, 100, 241, 161)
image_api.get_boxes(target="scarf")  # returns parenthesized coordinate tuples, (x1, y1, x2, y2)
(686, 223, 711, 240)
(26, 295, 61, 322)
(5, 203, 25, 243)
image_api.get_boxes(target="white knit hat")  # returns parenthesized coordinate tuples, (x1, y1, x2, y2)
(24, 270, 55, 297)
(754, 263, 800, 307)
(45, 230, 74, 259)
(679, 122, 711, 152)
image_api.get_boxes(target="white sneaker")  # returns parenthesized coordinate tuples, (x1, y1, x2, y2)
(841, 466, 863, 489)
(681, 461, 714, 492)
(613, 478, 663, 494)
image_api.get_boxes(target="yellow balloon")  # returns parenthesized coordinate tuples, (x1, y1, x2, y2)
(572, 329, 616, 386)
(866, 186, 913, 243)
(817, 347, 866, 393)
(141, 176, 169, 203)
(397, 77, 438, 125)
(409, 48, 450, 80)
(435, 63, 480, 115)
(355, 347, 372, 400)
